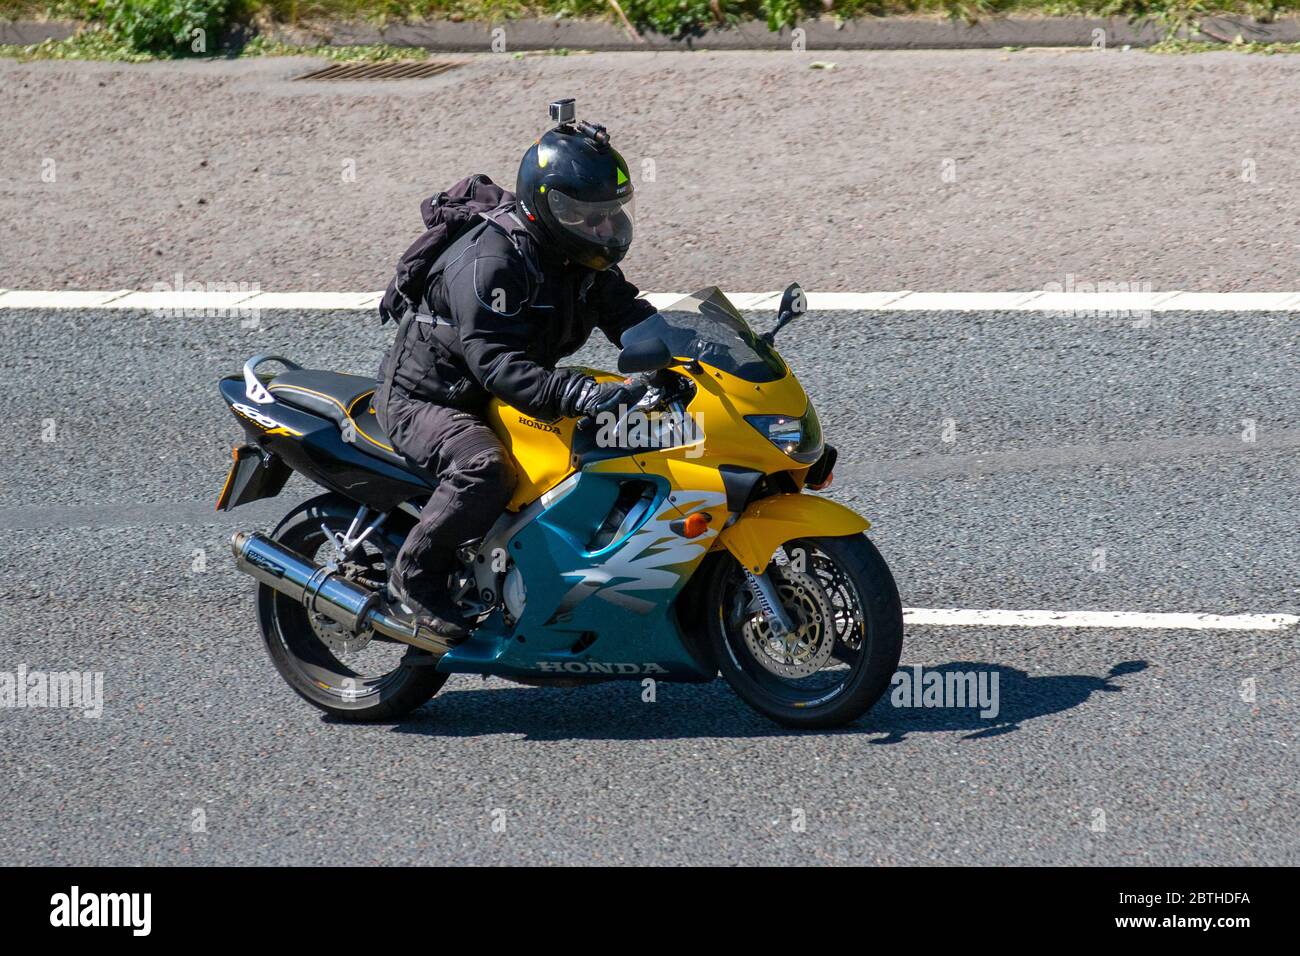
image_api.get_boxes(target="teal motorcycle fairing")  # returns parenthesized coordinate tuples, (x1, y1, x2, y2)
(433, 469, 723, 681)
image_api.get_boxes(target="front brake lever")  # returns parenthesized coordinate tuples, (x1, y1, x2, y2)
(577, 375, 654, 437)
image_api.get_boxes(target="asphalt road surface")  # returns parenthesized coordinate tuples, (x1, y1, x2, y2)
(3, 49, 1300, 293)
(1, 304, 1295, 865)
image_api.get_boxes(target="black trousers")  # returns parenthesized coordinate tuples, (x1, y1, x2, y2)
(375, 389, 517, 599)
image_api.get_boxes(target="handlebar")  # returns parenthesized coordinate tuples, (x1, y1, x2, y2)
(575, 372, 657, 433)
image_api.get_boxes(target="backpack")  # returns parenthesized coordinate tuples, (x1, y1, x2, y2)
(378, 173, 515, 324)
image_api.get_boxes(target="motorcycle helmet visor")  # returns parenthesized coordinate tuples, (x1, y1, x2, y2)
(547, 189, 635, 250)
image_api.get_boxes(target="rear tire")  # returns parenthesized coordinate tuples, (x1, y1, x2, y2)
(705, 533, 903, 729)
(256, 494, 447, 721)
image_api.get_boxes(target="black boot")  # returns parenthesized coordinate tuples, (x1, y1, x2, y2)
(387, 579, 470, 644)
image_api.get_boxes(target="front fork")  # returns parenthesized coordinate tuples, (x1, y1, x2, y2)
(744, 568, 794, 635)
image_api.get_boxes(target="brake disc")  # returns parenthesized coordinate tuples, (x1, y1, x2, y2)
(308, 558, 378, 656)
(309, 610, 373, 657)
(740, 569, 836, 678)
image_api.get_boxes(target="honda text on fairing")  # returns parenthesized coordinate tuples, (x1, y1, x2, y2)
(217, 286, 904, 728)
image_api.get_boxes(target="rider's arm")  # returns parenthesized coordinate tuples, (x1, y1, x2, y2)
(453, 254, 584, 421)
(591, 266, 658, 347)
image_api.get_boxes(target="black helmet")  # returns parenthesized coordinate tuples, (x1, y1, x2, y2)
(516, 99, 635, 271)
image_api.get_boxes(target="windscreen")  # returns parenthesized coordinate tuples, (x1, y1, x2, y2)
(621, 287, 787, 383)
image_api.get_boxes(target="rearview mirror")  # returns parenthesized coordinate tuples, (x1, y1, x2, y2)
(779, 282, 807, 317)
(618, 336, 673, 374)
(760, 282, 807, 344)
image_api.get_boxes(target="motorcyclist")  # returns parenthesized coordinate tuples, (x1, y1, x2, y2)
(374, 102, 655, 644)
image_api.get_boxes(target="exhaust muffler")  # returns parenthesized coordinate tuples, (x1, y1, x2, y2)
(230, 531, 448, 655)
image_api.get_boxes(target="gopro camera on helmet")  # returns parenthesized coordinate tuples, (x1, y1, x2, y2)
(546, 98, 610, 149)
(549, 98, 576, 126)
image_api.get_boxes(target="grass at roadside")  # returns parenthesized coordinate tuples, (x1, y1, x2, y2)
(0, 28, 603, 58)
(0, 30, 440, 58)
(7, 0, 1300, 30)
(1150, 35, 1300, 47)
(2, 0, 1299, 61)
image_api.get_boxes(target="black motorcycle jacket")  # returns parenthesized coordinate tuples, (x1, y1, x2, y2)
(378, 209, 656, 421)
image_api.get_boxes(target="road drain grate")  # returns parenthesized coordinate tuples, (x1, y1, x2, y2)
(295, 60, 462, 81)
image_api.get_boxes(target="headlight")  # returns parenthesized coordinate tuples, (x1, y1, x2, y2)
(746, 405, 823, 464)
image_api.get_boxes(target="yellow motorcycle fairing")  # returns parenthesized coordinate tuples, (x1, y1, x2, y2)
(615, 361, 867, 568)
(627, 359, 813, 521)
(482, 404, 576, 511)
(485, 354, 868, 573)
(718, 493, 870, 574)
(483, 368, 624, 512)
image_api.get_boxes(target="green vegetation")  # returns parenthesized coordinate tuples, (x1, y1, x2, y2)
(1151, 34, 1300, 47)
(2, 0, 1297, 58)
(0, 28, 448, 58)
(0, 26, 157, 59)
(95, 0, 233, 54)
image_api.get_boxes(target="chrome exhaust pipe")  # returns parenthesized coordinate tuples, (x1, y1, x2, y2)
(230, 531, 447, 655)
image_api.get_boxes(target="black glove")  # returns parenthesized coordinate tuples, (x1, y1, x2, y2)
(560, 375, 647, 420)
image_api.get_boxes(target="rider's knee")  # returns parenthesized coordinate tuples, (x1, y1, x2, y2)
(467, 447, 517, 506)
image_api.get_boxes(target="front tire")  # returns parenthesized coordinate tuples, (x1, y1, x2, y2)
(705, 534, 903, 729)
(256, 494, 447, 722)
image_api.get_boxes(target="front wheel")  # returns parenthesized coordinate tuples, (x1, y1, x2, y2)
(705, 534, 903, 729)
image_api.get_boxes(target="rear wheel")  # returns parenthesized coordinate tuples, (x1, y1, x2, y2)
(706, 534, 903, 729)
(256, 494, 447, 721)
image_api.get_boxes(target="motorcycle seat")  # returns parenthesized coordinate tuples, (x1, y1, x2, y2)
(267, 369, 411, 471)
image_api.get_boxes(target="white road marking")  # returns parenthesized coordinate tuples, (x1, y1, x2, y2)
(238, 291, 383, 310)
(2, 289, 1299, 312)
(903, 608, 1299, 631)
(0, 289, 135, 308)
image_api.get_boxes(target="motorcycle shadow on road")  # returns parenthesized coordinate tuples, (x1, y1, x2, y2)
(861, 659, 1149, 745)
(366, 660, 1148, 742)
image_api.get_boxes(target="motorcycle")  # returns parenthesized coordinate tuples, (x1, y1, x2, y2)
(218, 284, 903, 728)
